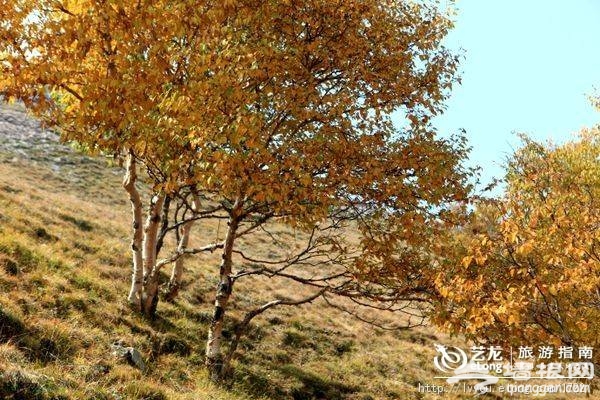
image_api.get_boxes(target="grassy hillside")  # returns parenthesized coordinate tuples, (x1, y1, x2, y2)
(0, 105, 587, 399)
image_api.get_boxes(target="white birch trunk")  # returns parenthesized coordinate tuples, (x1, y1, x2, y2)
(165, 193, 200, 301)
(164, 220, 192, 301)
(206, 200, 241, 381)
(141, 193, 166, 315)
(123, 153, 144, 309)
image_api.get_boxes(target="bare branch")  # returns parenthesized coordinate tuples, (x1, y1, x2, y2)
(223, 288, 327, 370)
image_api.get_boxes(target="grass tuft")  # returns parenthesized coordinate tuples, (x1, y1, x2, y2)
(0, 368, 68, 400)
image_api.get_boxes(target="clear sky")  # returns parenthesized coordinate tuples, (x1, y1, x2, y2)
(431, 0, 600, 189)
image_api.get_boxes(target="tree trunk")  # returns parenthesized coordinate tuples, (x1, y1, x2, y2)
(165, 193, 200, 302)
(164, 219, 192, 302)
(123, 152, 144, 309)
(141, 193, 166, 316)
(206, 200, 241, 381)
(155, 195, 172, 256)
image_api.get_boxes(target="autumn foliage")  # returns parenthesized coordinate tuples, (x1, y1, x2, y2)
(437, 130, 600, 362)
(3, 0, 600, 389)
(0, 0, 480, 381)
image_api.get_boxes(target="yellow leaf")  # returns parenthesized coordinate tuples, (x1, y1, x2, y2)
(461, 256, 473, 268)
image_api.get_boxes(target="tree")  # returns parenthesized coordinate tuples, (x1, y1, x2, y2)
(2, 0, 474, 381)
(179, 127, 473, 380)
(436, 130, 600, 362)
(146, 0, 473, 380)
(0, 0, 240, 314)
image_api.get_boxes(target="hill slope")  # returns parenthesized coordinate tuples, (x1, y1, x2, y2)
(0, 104, 583, 400)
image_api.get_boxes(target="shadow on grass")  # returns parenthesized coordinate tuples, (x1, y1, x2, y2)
(0, 307, 76, 364)
(232, 366, 289, 399)
(279, 365, 358, 400)
(233, 362, 358, 400)
(147, 314, 177, 333)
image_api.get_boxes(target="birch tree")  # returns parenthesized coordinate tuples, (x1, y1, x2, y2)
(436, 130, 600, 361)
(2, 0, 475, 381)
(0, 0, 237, 314)
(179, 128, 473, 380)
(139, 0, 472, 380)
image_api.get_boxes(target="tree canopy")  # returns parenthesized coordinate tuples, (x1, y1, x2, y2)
(437, 130, 600, 360)
(1, 0, 476, 381)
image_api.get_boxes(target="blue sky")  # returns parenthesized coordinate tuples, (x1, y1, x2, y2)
(430, 0, 600, 189)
